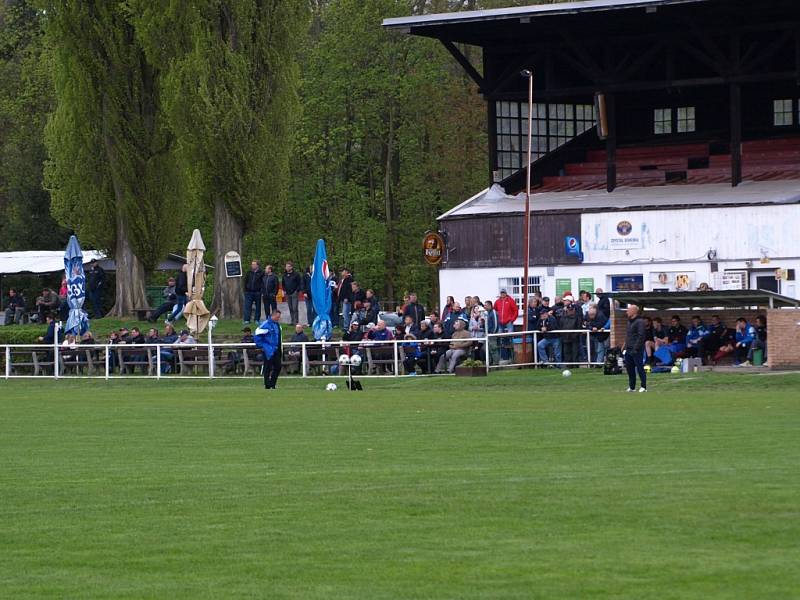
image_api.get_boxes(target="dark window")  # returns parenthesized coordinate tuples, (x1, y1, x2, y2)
(495, 101, 594, 181)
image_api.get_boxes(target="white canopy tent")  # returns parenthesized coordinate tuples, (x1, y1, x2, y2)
(0, 250, 107, 275)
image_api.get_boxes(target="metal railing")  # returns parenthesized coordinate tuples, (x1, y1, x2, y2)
(1, 329, 609, 380)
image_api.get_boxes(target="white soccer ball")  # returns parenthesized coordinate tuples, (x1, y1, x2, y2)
(338, 354, 351, 366)
(350, 354, 362, 367)
(562, 369, 572, 377)
(326, 383, 337, 391)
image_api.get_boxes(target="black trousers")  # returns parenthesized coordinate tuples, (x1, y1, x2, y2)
(624, 350, 647, 390)
(263, 351, 282, 389)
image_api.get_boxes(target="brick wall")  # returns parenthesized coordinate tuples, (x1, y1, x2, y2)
(767, 309, 800, 369)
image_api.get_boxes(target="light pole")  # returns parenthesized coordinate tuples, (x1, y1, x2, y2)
(521, 69, 534, 350)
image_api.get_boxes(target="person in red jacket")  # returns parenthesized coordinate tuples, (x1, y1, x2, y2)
(495, 289, 518, 363)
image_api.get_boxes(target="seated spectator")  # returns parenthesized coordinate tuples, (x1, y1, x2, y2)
(175, 329, 196, 345)
(435, 317, 472, 373)
(286, 324, 309, 371)
(367, 319, 395, 360)
(643, 317, 656, 364)
(651, 317, 669, 350)
(697, 282, 712, 291)
(711, 325, 737, 364)
(37, 313, 60, 345)
(423, 323, 446, 371)
(403, 314, 421, 338)
(428, 312, 441, 328)
(746, 315, 767, 366)
(128, 327, 145, 344)
(161, 323, 179, 343)
(3, 289, 26, 326)
(158, 324, 180, 374)
(667, 316, 687, 350)
(536, 310, 562, 367)
(35, 288, 60, 322)
(401, 334, 423, 374)
(685, 315, 708, 358)
(145, 327, 160, 344)
(733, 317, 756, 366)
(417, 319, 433, 340)
(699, 315, 726, 364)
(584, 305, 609, 364)
(148, 277, 177, 322)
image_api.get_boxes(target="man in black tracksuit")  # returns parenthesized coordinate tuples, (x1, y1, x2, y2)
(282, 262, 303, 325)
(261, 265, 279, 318)
(243, 261, 263, 324)
(623, 304, 647, 392)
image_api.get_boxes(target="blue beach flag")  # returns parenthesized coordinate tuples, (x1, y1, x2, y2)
(64, 235, 89, 336)
(311, 239, 332, 341)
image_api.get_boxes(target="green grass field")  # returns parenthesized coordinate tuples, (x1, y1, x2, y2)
(1, 371, 799, 599)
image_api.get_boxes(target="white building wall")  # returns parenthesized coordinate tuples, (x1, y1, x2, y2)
(438, 204, 800, 317)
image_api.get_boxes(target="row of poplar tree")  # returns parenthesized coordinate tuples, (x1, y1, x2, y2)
(0, 0, 534, 316)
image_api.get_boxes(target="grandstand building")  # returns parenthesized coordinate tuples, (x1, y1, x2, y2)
(384, 0, 800, 312)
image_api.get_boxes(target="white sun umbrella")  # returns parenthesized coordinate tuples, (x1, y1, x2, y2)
(183, 229, 211, 335)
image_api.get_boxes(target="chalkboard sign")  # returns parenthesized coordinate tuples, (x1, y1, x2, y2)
(224, 251, 242, 278)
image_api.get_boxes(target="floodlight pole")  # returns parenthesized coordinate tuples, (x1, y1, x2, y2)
(522, 69, 534, 353)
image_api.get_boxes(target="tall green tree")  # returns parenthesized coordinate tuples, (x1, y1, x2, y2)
(0, 0, 68, 251)
(133, 0, 307, 317)
(285, 0, 487, 306)
(43, 1, 180, 315)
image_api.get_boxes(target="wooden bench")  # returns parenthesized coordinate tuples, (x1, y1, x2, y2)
(176, 346, 225, 375)
(305, 343, 340, 375)
(116, 346, 154, 375)
(134, 307, 152, 321)
(364, 342, 396, 374)
(8, 349, 53, 376)
(59, 347, 98, 375)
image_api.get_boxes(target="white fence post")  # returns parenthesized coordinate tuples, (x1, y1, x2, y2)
(156, 344, 162, 379)
(104, 346, 110, 380)
(484, 335, 490, 374)
(5, 346, 10, 379)
(301, 343, 307, 377)
(393, 340, 399, 377)
(53, 322, 61, 379)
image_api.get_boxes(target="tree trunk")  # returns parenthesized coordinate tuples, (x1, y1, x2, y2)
(109, 207, 148, 317)
(212, 197, 244, 318)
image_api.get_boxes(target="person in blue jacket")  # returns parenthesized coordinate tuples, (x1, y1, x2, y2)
(255, 309, 283, 389)
(734, 317, 756, 365)
(685, 315, 709, 358)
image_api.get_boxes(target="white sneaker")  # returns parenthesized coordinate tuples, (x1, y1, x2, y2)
(626, 388, 634, 392)
(638, 387, 647, 393)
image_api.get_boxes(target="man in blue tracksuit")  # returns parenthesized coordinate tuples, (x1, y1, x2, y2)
(255, 310, 283, 389)
(734, 317, 756, 365)
(685, 315, 709, 358)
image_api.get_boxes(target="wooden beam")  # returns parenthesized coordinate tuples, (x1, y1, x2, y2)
(730, 83, 742, 187)
(487, 71, 800, 101)
(441, 40, 485, 89)
(606, 93, 617, 194)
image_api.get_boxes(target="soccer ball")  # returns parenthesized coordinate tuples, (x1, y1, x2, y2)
(562, 369, 572, 377)
(338, 354, 351, 366)
(644, 364, 651, 372)
(325, 383, 337, 391)
(670, 365, 680, 374)
(350, 354, 362, 367)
